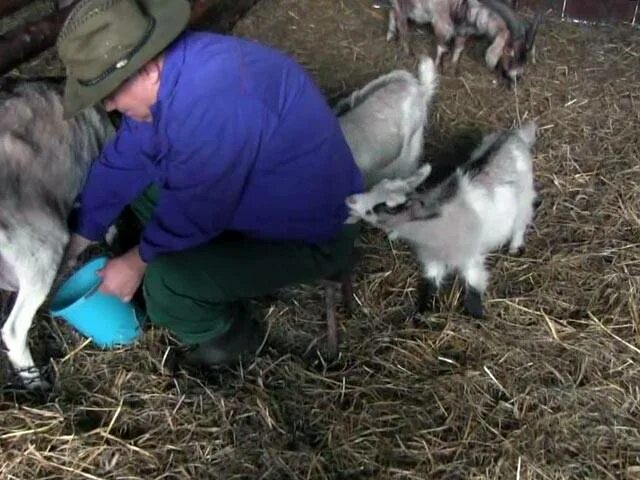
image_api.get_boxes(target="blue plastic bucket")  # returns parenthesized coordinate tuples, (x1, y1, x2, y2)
(50, 256, 141, 348)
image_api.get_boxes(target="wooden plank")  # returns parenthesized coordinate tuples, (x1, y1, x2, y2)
(0, 0, 261, 77)
(0, 0, 36, 18)
(189, 0, 263, 31)
(0, 3, 73, 76)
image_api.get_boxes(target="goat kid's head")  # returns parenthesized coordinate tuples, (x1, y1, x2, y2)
(499, 12, 542, 83)
(346, 164, 432, 225)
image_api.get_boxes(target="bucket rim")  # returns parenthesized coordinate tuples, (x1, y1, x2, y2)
(50, 255, 108, 315)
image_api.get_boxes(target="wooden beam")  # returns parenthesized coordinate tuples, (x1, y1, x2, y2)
(0, 0, 261, 77)
(188, 0, 263, 30)
(0, 0, 36, 18)
(0, 3, 74, 77)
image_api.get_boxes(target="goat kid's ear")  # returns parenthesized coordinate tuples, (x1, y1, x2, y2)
(406, 163, 432, 189)
(419, 163, 432, 179)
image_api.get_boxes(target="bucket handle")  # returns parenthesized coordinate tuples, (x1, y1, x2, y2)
(82, 281, 102, 300)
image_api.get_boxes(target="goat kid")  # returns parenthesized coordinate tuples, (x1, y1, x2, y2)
(335, 56, 438, 189)
(387, 0, 542, 83)
(0, 80, 114, 389)
(346, 122, 538, 318)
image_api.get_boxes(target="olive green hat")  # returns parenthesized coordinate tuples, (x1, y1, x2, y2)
(57, 0, 191, 118)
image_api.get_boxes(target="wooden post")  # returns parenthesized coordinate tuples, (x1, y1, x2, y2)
(0, 0, 261, 77)
(0, 0, 36, 18)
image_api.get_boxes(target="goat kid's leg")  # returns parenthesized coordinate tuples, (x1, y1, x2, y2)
(450, 36, 466, 74)
(433, 21, 454, 70)
(434, 44, 449, 71)
(340, 271, 354, 317)
(459, 256, 488, 319)
(485, 33, 508, 71)
(417, 260, 446, 314)
(389, 125, 423, 181)
(509, 195, 536, 255)
(324, 281, 339, 360)
(386, 8, 398, 41)
(508, 215, 530, 255)
(531, 44, 536, 65)
(388, 6, 412, 54)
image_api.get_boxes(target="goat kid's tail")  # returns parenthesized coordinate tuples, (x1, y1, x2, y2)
(417, 56, 438, 104)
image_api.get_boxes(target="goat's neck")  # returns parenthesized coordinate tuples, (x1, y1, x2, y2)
(463, 0, 508, 40)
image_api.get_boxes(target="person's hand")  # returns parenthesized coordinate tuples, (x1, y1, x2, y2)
(97, 246, 147, 302)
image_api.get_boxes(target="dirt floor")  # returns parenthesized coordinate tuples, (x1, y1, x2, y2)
(1, 0, 640, 478)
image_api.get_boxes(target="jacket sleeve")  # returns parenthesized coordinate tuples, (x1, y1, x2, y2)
(72, 118, 154, 241)
(138, 98, 265, 262)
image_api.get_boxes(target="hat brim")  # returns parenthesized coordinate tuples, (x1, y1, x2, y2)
(62, 0, 190, 118)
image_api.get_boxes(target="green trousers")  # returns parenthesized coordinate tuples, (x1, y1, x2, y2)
(128, 186, 359, 344)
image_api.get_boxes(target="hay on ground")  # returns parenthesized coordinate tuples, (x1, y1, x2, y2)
(1, 0, 640, 478)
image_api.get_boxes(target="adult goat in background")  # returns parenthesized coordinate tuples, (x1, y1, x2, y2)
(386, 0, 542, 83)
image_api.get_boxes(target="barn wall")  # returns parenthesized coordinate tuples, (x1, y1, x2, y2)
(518, 0, 639, 25)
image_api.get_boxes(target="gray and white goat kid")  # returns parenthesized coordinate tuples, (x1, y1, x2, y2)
(386, 0, 542, 83)
(0, 80, 114, 388)
(346, 122, 538, 318)
(335, 56, 438, 188)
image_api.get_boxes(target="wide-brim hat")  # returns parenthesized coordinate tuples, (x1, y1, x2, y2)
(57, 0, 191, 118)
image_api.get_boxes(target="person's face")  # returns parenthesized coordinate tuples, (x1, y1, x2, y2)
(103, 58, 162, 122)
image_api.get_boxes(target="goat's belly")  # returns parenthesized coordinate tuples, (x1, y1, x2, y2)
(0, 251, 19, 291)
(409, 6, 433, 24)
(472, 186, 518, 251)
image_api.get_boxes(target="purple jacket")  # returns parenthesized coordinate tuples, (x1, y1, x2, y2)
(73, 31, 363, 262)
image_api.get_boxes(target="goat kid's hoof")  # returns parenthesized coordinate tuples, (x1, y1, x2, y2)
(463, 289, 484, 319)
(464, 305, 485, 319)
(24, 377, 52, 392)
(463, 305, 485, 319)
(508, 245, 526, 256)
(416, 299, 435, 317)
(11, 367, 52, 392)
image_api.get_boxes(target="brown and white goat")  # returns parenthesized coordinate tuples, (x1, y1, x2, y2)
(386, 0, 541, 83)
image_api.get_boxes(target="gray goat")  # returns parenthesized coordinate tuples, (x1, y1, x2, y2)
(335, 56, 438, 188)
(346, 122, 538, 318)
(0, 80, 114, 388)
(386, 0, 541, 83)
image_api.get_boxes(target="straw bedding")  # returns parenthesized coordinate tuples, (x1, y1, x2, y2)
(1, 0, 639, 478)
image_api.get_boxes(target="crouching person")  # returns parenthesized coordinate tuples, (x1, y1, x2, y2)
(58, 0, 363, 369)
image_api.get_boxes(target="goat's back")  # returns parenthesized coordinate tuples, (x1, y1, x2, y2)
(463, 122, 535, 190)
(338, 69, 429, 176)
(0, 80, 114, 219)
